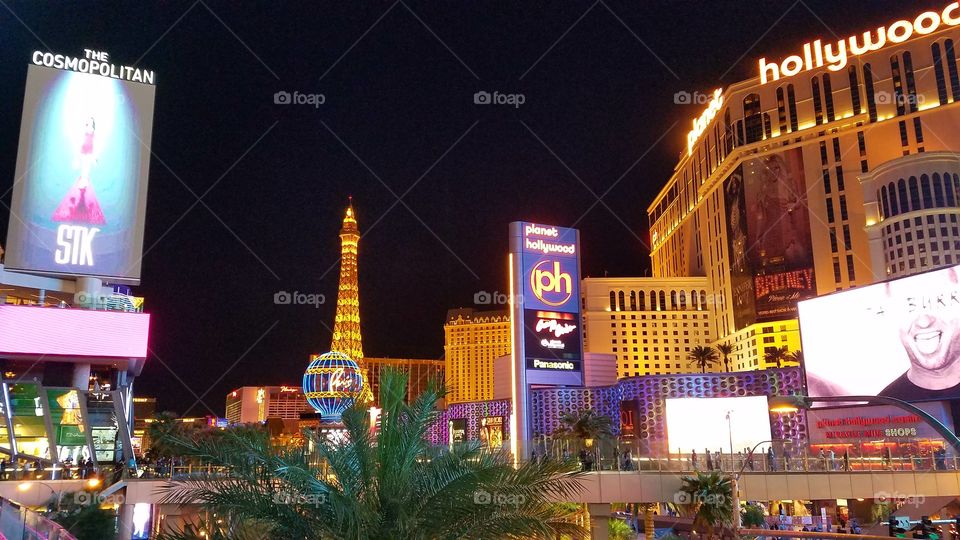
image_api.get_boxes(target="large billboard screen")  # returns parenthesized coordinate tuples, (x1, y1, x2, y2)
(0, 305, 150, 358)
(5, 54, 156, 284)
(511, 222, 584, 386)
(806, 401, 954, 444)
(724, 148, 816, 328)
(800, 264, 960, 402)
(665, 396, 773, 453)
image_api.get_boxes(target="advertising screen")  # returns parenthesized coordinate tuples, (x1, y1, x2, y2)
(0, 305, 150, 359)
(511, 222, 584, 386)
(665, 396, 773, 453)
(5, 57, 156, 283)
(724, 148, 816, 328)
(449, 418, 466, 445)
(800, 263, 960, 402)
(523, 309, 582, 373)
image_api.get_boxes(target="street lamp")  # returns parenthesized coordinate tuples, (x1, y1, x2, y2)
(768, 394, 960, 454)
(725, 410, 734, 456)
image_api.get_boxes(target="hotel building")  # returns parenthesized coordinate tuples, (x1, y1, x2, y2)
(364, 357, 444, 404)
(225, 386, 312, 424)
(648, 4, 960, 367)
(582, 277, 718, 377)
(443, 308, 510, 403)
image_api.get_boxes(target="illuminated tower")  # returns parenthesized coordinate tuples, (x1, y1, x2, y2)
(330, 199, 372, 403)
(331, 201, 364, 362)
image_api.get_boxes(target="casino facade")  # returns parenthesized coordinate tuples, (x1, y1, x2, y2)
(649, 2, 960, 370)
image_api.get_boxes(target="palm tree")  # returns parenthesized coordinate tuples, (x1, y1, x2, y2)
(787, 349, 804, 366)
(555, 409, 614, 445)
(764, 345, 790, 368)
(687, 345, 719, 373)
(160, 370, 587, 539)
(677, 471, 733, 538)
(716, 343, 734, 372)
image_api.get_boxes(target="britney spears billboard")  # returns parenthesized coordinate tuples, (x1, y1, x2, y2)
(5, 50, 156, 284)
(724, 148, 816, 328)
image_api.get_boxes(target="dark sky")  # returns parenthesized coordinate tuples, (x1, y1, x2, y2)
(0, 0, 909, 415)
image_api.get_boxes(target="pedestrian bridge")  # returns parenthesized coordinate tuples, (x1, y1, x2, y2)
(2, 468, 953, 507)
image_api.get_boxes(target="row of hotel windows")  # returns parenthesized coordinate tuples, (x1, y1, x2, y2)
(608, 289, 709, 311)
(878, 173, 960, 219)
(650, 38, 960, 228)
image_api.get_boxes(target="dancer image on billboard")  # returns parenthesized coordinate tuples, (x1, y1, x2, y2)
(52, 116, 105, 225)
(750, 152, 809, 269)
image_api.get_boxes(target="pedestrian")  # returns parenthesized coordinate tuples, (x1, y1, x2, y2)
(34, 458, 42, 479)
(818, 449, 826, 470)
(843, 450, 850, 471)
(578, 449, 589, 471)
(0, 459, 6, 481)
(783, 447, 791, 471)
(767, 447, 775, 471)
(747, 451, 755, 471)
(706, 449, 713, 471)
(622, 449, 634, 471)
(827, 448, 836, 470)
(715, 450, 722, 471)
(691, 449, 698, 470)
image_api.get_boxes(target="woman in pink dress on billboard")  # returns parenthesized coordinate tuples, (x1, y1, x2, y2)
(52, 116, 106, 225)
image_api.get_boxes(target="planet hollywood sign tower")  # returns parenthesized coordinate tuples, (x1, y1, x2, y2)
(508, 222, 584, 461)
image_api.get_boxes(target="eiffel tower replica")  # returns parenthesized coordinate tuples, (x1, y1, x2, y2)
(331, 199, 373, 403)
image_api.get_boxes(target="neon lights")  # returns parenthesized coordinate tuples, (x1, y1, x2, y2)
(760, 2, 960, 84)
(54, 225, 99, 266)
(0, 305, 149, 358)
(686, 88, 723, 156)
(534, 318, 576, 338)
(529, 261, 573, 307)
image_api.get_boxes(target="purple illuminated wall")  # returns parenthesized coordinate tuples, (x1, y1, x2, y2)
(429, 368, 806, 451)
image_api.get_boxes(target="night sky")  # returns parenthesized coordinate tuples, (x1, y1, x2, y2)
(0, 1, 908, 415)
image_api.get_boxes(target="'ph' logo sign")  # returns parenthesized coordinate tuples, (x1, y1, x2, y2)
(530, 260, 572, 307)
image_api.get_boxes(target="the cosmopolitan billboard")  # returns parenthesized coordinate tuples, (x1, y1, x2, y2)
(5, 50, 156, 284)
(510, 222, 584, 386)
(724, 148, 816, 328)
(800, 264, 960, 403)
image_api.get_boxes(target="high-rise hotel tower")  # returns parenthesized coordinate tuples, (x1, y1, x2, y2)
(648, 3, 960, 370)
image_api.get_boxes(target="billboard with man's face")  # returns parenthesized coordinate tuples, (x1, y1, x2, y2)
(5, 58, 156, 283)
(800, 264, 960, 402)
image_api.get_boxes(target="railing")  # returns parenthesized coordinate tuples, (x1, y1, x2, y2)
(0, 496, 76, 540)
(529, 440, 959, 473)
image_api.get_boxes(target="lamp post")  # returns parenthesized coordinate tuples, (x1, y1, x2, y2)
(731, 438, 785, 530)
(725, 410, 734, 456)
(768, 394, 960, 454)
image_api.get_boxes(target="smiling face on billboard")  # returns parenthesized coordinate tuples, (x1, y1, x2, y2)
(881, 266, 960, 395)
(801, 263, 960, 402)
